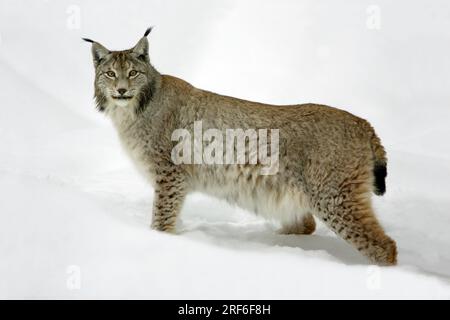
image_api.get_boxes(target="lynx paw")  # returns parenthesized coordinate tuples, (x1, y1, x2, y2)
(151, 221, 177, 234)
(280, 214, 316, 235)
(364, 237, 398, 266)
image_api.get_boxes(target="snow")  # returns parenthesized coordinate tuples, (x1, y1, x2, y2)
(1, 0, 450, 299)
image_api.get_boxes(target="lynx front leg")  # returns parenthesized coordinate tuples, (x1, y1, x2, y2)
(151, 168, 187, 233)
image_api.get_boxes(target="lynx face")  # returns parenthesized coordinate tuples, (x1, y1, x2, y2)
(85, 28, 155, 113)
(95, 52, 150, 108)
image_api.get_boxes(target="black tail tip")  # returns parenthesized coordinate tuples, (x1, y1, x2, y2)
(373, 164, 387, 196)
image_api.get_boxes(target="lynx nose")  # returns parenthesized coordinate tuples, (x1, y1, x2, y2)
(117, 88, 127, 96)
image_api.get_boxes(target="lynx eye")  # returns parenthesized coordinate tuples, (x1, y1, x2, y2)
(129, 70, 138, 78)
(106, 71, 116, 78)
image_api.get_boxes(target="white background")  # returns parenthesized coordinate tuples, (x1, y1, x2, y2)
(1, 0, 450, 298)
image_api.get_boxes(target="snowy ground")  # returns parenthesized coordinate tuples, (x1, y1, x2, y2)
(1, 0, 450, 299)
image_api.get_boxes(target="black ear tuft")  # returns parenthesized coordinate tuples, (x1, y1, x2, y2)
(82, 38, 95, 43)
(144, 27, 153, 37)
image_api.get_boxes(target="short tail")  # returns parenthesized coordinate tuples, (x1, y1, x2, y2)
(369, 130, 387, 196)
(373, 163, 387, 196)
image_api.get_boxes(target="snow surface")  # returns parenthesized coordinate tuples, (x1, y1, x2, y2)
(1, 0, 450, 299)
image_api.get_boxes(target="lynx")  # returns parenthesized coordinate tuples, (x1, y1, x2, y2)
(84, 28, 397, 265)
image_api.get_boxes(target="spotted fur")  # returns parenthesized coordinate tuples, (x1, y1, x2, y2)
(85, 30, 397, 265)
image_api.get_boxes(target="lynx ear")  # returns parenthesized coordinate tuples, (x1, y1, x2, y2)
(132, 27, 153, 62)
(83, 38, 110, 67)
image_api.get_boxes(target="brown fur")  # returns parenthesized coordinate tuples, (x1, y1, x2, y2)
(85, 31, 397, 266)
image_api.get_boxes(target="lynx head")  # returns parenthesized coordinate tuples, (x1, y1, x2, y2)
(83, 28, 157, 114)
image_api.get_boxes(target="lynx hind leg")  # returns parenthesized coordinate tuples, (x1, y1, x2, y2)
(312, 176, 397, 266)
(280, 213, 316, 235)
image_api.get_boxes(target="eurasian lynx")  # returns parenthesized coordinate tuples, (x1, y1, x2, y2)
(84, 28, 397, 265)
